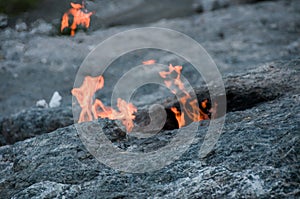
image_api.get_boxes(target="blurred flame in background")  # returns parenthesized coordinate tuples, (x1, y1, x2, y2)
(61, 2, 93, 36)
(142, 60, 156, 65)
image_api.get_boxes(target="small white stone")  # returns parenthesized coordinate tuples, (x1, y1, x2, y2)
(49, 91, 62, 108)
(36, 99, 49, 108)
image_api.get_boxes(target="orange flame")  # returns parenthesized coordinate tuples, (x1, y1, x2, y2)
(72, 61, 212, 132)
(171, 107, 185, 128)
(142, 60, 156, 65)
(71, 75, 104, 123)
(159, 64, 210, 127)
(72, 75, 137, 132)
(61, 2, 93, 36)
(93, 98, 137, 132)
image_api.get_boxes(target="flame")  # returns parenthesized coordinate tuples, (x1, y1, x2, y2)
(72, 61, 212, 132)
(61, 2, 93, 36)
(142, 60, 156, 65)
(93, 98, 137, 132)
(171, 107, 185, 128)
(159, 64, 211, 127)
(72, 75, 137, 132)
(71, 75, 104, 123)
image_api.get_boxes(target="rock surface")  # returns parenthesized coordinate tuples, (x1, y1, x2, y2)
(0, 107, 73, 146)
(0, 0, 299, 116)
(0, 0, 299, 198)
(0, 62, 298, 198)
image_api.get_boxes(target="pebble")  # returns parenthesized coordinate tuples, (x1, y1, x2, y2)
(49, 91, 62, 108)
(36, 99, 49, 108)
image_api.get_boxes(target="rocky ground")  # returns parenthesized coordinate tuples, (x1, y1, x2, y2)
(0, 0, 299, 198)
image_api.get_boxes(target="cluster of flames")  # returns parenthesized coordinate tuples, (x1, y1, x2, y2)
(72, 60, 211, 132)
(71, 75, 137, 132)
(61, 1, 94, 36)
(159, 64, 210, 128)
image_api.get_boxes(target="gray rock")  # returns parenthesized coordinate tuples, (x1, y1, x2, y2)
(30, 19, 55, 35)
(193, 0, 276, 13)
(0, 107, 73, 146)
(0, 64, 298, 197)
(193, 0, 230, 12)
(1, 40, 25, 61)
(15, 21, 27, 32)
(0, 1, 299, 197)
(1, 60, 297, 146)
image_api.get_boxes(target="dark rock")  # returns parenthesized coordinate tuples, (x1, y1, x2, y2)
(9, 0, 282, 29)
(0, 107, 73, 146)
(194, 0, 230, 12)
(191, 0, 277, 13)
(0, 14, 7, 28)
(0, 0, 39, 15)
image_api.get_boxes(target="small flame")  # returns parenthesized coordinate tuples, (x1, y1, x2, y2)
(72, 75, 137, 132)
(71, 75, 104, 123)
(142, 60, 156, 65)
(159, 64, 211, 126)
(61, 2, 93, 36)
(93, 98, 137, 132)
(171, 107, 185, 128)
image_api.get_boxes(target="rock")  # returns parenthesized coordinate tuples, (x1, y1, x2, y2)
(0, 0, 298, 197)
(192, 0, 290, 13)
(0, 83, 298, 197)
(0, 14, 8, 28)
(36, 99, 48, 108)
(30, 19, 54, 35)
(0, 106, 73, 146)
(1, 41, 25, 61)
(15, 21, 27, 32)
(194, 0, 230, 12)
(1, 60, 296, 146)
(286, 39, 300, 54)
(49, 91, 62, 108)
(0, 0, 299, 116)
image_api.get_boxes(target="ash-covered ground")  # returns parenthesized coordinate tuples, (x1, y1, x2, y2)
(0, 0, 299, 198)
